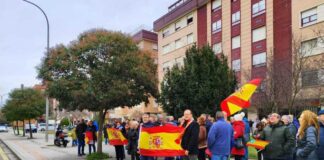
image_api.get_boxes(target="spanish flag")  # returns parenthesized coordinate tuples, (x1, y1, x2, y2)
(247, 139, 269, 150)
(85, 131, 93, 144)
(107, 128, 128, 145)
(221, 78, 262, 116)
(139, 125, 185, 156)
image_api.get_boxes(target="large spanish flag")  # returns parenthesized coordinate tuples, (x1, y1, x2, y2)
(139, 125, 185, 156)
(107, 128, 128, 145)
(247, 139, 269, 150)
(221, 78, 262, 116)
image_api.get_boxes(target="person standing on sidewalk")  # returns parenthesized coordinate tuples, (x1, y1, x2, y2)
(317, 110, 324, 159)
(115, 121, 126, 160)
(231, 113, 245, 160)
(86, 120, 97, 155)
(140, 114, 154, 160)
(76, 119, 87, 156)
(197, 116, 207, 160)
(181, 109, 199, 160)
(260, 113, 295, 160)
(103, 123, 109, 145)
(207, 111, 233, 160)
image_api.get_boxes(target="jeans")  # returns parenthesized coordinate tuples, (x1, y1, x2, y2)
(182, 155, 197, 160)
(211, 155, 228, 160)
(77, 139, 85, 155)
(104, 138, 108, 145)
(243, 146, 248, 160)
(88, 144, 96, 154)
(115, 145, 125, 160)
(140, 156, 154, 160)
(198, 148, 207, 160)
(72, 140, 77, 146)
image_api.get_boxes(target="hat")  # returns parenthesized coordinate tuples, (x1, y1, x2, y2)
(318, 110, 324, 116)
(234, 112, 244, 121)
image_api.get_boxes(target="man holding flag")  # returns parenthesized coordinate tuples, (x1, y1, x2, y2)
(181, 109, 199, 160)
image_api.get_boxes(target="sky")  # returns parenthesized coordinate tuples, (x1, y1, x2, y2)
(0, 0, 174, 106)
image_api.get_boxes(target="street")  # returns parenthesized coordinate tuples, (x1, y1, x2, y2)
(0, 128, 131, 160)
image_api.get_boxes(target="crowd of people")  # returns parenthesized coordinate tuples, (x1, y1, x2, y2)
(71, 109, 324, 160)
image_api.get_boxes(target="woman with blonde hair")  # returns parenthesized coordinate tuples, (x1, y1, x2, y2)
(296, 110, 319, 160)
(197, 116, 207, 160)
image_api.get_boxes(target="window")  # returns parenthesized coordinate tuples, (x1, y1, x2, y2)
(232, 11, 240, 25)
(213, 43, 222, 54)
(252, 0, 266, 16)
(162, 61, 171, 73)
(212, 20, 222, 33)
(175, 57, 184, 67)
(302, 69, 324, 87)
(187, 33, 194, 44)
(252, 26, 266, 42)
(152, 44, 158, 50)
(162, 30, 170, 38)
(187, 14, 193, 25)
(175, 18, 186, 31)
(232, 59, 241, 71)
(232, 36, 241, 49)
(162, 44, 170, 54)
(301, 37, 324, 56)
(252, 52, 266, 66)
(175, 39, 183, 49)
(301, 8, 317, 27)
(212, 0, 221, 10)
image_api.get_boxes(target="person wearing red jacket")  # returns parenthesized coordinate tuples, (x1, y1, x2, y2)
(231, 113, 245, 160)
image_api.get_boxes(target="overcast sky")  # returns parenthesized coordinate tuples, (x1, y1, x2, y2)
(0, 0, 174, 106)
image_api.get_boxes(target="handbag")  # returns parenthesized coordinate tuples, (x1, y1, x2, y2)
(234, 137, 245, 149)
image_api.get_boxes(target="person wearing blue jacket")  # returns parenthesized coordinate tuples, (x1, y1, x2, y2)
(207, 111, 233, 160)
(317, 110, 324, 159)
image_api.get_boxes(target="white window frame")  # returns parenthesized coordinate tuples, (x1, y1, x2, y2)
(213, 43, 222, 54)
(252, 0, 266, 17)
(232, 36, 241, 49)
(162, 44, 170, 54)
(252, 52, 266, 66)
(175, 38, 183, 49)
(212, 20, 222, 33)
(252, 26, 266, 43)
(232, 59, 241, 71)
(212, 0, 221, 11)
(187, 33, 194, 44)
(301, 7, 317, 27)
(232, 11, 240, 25)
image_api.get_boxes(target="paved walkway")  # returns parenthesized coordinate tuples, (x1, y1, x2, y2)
(0, 129, 131, 160)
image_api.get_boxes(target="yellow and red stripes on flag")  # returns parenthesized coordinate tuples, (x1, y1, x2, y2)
(107, 128, 128, 145)
(221, 78, 262, 116)
(85, 131, 93, 144)
(139, 125, 186, 157)
(247, 139, 269, 150)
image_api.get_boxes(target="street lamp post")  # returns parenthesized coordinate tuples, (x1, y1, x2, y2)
(22, 0, 50, 142)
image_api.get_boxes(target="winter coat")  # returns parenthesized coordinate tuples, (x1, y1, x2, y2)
(198, 125, 207, 149)
(127, 128, 139, 155)
(181, 120, 199, 155)
(231, 121, 245, 156)
(317, 122, 324, 159)
(76, 122, 87, 140)
(71, 128, 77, 140)
(207, 118, 234, 156)
(206, 120, 213, 135)
(296, 126, 318, 160)
(252, 129, 263, 139)
(103, 125, 108, 138)
(142, 122, 154, 128)
(260, 121, 295, 160)
(287, 123, 297, 137)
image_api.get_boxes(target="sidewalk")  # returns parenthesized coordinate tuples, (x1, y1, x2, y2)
(0, 129, 130, 160)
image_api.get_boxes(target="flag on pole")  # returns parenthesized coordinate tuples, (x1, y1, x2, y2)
(107, 128, 128, 145)
(221, 78, 262, 116)
(247, 139, 269, 150)
(139, 125, 186, 157)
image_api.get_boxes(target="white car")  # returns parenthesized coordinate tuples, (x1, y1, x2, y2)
(38, 123, 55, 132)
(0, 125, 8, 132)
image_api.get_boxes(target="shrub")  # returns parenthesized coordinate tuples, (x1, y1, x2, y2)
(86, 153, 110, 160)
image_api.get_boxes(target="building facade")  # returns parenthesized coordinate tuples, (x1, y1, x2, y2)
(154, 0, 324, 117)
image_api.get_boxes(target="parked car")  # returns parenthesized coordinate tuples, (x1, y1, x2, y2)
(25, 124, 37, 133)
(38, 123, 55, 132)
(0, 125, 8, 132)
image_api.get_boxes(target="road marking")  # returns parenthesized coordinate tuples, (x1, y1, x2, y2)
(0, 145, 9, 160)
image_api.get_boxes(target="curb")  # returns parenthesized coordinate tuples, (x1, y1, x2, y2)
(0, 139, 21, 160)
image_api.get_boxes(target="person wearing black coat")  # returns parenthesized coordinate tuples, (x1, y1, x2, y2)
(181, 109, 199, 160)
(76, 119, 87, 156)
(103, 124, 108, 145)
(127, 121, 140, 160)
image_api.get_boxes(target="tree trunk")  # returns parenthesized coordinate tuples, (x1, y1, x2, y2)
(22, 121, 25, 137)
(96, 109, 106, 153)
(29, 119, 33, 139)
